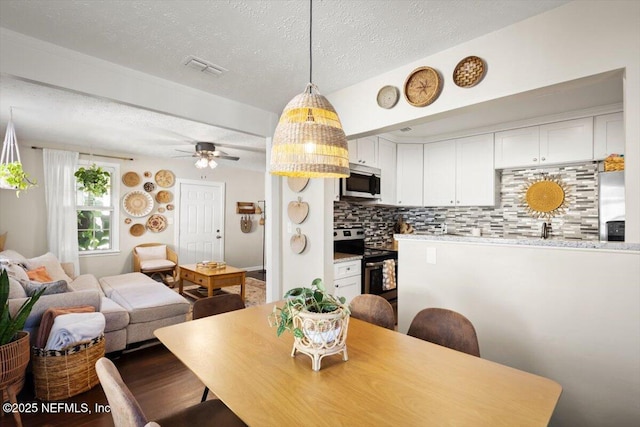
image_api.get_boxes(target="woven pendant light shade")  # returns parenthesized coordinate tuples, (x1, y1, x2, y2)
(270, 84, 350, 178)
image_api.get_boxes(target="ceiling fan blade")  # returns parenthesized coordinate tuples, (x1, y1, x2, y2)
(175, 149, 194, 154)
(216, 155, 240, 161)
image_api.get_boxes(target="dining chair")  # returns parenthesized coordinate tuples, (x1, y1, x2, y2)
(95, 357, 245, 427)
(349, 294, 396, 330)
(192, 293, 246, 401)
(407, 308, 480, 357)
(132, 243, 178, 286)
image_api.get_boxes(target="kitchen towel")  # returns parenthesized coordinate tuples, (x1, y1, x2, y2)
(382, 259, 396, 290)
(45, 312, 105, 351)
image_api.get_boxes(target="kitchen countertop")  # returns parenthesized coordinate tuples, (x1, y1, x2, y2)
(394, 234, 640, 252)
(334, 252, 363, 263)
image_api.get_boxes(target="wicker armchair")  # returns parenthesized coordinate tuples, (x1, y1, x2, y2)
(132, 243, 179, 286)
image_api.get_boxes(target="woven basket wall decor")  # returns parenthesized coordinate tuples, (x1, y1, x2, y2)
(453, 56, 486, 88)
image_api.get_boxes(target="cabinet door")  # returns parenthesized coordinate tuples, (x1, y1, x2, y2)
(539, 117, 593, 165)
(378, 138, 397, 205)
(494, 126, 540, 169)
(333, 275, 361, 303)
(348, 140, 358, 164)
(396, 144, 423, 206)
(357, 136, 379, 167)
(423, 140, 456, 206)
(594, 112, 624, 159)
(456, 134, 496, 206)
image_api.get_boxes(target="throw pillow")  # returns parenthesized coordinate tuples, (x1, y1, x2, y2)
(8, 276, 28, 299)
(0, 260, 29, 282)
(26, 253, 73, 284)
(23, 280, 68, 297)
(0, 249, 28, 264)
(27, 266, 54, 283)
(135, 245, 166, 261)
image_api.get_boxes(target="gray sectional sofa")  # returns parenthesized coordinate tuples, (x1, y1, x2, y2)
(2, 250, 190, 354)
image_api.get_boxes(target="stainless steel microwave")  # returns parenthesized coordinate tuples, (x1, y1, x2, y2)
(341, 164, 381, 199)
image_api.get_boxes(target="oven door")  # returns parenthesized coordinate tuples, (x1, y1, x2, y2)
(363, 260, 397, 300)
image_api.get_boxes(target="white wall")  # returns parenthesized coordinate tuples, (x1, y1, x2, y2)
(0, 142, 265, 278)
(397, 238, 640, 427)
(328, 0, 640, 243)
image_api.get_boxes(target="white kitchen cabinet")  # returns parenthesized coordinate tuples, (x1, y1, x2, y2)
(396, 144, 423, 206)
(378, 137, 397, 205)
(495, 117, 593, 168)
(539, 117, 593, 165)
(594, 112, 624, 159)
(334, 260, 361, 303)
(494, 126, 540, 169)
(423, 134, 496, 207)
(348, 136, 378, 167)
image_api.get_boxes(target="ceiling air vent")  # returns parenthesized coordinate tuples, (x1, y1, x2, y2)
(400, 127, 412, 132)
(183, 55, 228, 77)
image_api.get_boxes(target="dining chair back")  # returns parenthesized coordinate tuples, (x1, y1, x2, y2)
(407, 308, 480, 357)
(192, 293, 246, 402)
(95, 357, 246, 427)
(349, 294, 396, 330)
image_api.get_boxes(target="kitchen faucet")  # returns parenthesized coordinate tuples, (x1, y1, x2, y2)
(541, 222, 551, 239)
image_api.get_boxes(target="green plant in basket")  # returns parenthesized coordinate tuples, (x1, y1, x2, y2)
(270, 278, 349, 338)
(74, 163, 110, 197)
(0, 269, 45, 345)
(0, 161, 37, 197)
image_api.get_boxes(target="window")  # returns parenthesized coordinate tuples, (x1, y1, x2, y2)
(75, 160, 120, 254)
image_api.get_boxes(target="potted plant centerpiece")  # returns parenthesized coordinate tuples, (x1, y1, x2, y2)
(270, 278, 350, 371)
(0, 269, 45, 406)
(74, 164, 110, 198)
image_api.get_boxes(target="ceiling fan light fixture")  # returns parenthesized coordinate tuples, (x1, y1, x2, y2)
(208, 159, 218, 169)
(195, 157, 209, 169)
(269, 0, 349, 179)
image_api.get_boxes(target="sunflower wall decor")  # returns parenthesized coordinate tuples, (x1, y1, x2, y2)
(520, 175, 569, 219)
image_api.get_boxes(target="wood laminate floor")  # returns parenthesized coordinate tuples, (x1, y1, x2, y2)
(5, 344, 209, 427)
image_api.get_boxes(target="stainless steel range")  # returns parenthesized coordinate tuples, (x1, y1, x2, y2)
(334, 228, 398, 321)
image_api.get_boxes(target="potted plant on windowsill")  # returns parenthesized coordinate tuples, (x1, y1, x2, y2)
(0, 269, 45, 410)
(74, 164, 110, 197)
(0, 161, 37, 197)
(269, 278, 350, 371)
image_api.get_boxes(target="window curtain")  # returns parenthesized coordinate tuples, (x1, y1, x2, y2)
(43, 149, 80, 275)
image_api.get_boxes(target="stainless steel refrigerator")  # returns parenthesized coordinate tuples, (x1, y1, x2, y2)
(599, 170, 625, 241)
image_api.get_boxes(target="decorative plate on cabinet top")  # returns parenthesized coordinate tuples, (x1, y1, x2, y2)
(122, 171, 140, 187)
(155, 170, 175, 188)
(453, 56, 486, 88)
(403, 66, 442, 107)
(376, 85, 400, 109)
(123, 191, 154, 217)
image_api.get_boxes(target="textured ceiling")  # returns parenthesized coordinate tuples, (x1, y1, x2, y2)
(0, 0, 572, 171)
(0, 0, 569, 113)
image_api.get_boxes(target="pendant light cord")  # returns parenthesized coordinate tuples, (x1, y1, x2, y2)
(309, 0, 313, 91)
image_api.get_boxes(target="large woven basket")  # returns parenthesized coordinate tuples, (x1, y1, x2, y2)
(0, 331, 30, 402)
(31, 334, 105, 401)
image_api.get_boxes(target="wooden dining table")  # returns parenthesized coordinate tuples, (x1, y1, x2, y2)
(155, 302, 562, 426)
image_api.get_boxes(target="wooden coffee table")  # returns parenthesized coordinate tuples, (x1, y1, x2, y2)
(178, 264, 246, 300)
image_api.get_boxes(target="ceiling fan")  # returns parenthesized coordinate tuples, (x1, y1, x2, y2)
(174, 142, 240, 169)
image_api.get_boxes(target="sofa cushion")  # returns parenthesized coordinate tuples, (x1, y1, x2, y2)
(69, 274, 106, 296)
(27, 266, 54, 282)
(23, 279, 68, 297)
(26, 252, 73, 284)
(109, 285, 189, 324)
(140, 259, 175, 271)
(8, 276, 27, 299)
(1, 260, 29, 282)
(99, 272, 154, 297)
(100, 297, 130, 332)
(0, 249, 28, 264)
(135, 245, 166, 261)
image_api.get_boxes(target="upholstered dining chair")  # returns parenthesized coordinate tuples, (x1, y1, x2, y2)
(349, 294, 396, 330)
(95, 357, 245, 427)
(407, 308, 480, 357)
(132, 243, 178, 286)
(192, 293, 246, 402)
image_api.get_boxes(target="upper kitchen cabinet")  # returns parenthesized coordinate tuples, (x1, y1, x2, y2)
(495, 117, 593, 169)
(594, 112, 624, 159)
(396, 144, 423, 206)
(378, 138, 397, 205)
(348, 136, 379, 167)
(424, 134, 496, 207)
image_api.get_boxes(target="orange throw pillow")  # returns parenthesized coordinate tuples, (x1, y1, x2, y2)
(27, 266, 53, 283)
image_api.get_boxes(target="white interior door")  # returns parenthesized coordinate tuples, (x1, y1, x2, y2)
(176, 180, 225, 264)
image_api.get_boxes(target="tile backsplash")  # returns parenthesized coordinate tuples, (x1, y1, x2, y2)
(334, 162, 600, 245)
